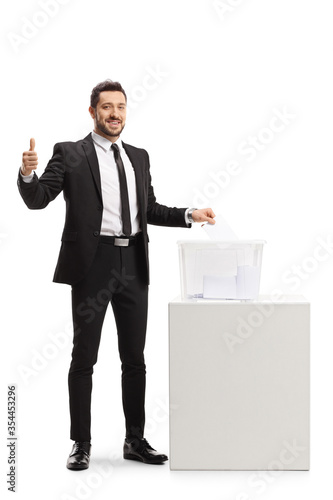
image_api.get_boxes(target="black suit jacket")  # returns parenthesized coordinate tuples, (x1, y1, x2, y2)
(17, 133, 190, 285)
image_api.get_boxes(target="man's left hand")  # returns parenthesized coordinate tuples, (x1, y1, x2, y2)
(192, 208, 216, 224)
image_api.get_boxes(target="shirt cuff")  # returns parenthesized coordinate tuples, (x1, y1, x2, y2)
(185, 208, 199, 225)
(20, 169, 34, 183)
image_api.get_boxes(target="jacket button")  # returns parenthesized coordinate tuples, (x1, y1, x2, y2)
(93, 231, 100, 237)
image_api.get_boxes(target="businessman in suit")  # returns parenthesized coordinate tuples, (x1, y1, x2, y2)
(18, 80, 215, 470)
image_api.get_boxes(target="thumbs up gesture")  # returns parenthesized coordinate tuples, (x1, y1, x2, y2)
(21, 138, 38, 176)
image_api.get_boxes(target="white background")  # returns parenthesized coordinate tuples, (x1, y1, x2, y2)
(1, 0, 333, 498)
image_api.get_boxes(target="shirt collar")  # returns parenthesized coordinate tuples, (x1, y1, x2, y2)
(91, 131, 124, 152)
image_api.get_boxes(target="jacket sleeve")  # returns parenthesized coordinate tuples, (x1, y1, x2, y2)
(145, 151, 190, 228)
(17, 143, 65, 210)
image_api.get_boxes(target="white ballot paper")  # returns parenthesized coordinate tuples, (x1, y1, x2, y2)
(201, 215, 239, 299)
(236, 265, 261, 299)
(203, 214, 238, 241)
(203, 275, 237, 299)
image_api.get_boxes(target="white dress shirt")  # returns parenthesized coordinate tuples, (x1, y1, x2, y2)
(91, 131, 140, 236)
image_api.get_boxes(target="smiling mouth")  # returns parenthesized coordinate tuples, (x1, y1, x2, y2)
(107, 120, 121, 126)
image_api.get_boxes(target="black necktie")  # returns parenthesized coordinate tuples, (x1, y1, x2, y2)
(111, 143, 132, 237)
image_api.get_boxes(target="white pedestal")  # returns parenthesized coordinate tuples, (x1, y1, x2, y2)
(169, 296, 310, 470)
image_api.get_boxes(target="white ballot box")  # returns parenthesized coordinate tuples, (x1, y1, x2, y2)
(169, 296, 310, 470)
(177, 240, 265, 300)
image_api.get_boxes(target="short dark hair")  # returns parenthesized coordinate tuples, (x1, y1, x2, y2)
(90, 80, 127, 108)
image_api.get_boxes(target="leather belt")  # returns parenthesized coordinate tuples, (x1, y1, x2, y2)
(99, 233, 141, 247)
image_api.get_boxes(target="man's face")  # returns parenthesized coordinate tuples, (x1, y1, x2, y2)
(89, 91, 127, 141)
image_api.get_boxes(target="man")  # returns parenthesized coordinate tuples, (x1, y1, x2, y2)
(18, 80, 215, 470)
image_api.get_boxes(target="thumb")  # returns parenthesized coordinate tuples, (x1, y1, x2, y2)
(29, 138, 35, 151)
(204, 216, 216, 224)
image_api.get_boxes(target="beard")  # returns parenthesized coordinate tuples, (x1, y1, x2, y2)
(96, 116, 125, 138)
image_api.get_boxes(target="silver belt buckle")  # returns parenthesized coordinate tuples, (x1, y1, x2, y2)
(114, 238, 129, 247)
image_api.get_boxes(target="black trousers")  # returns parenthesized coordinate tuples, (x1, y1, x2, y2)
(68, 234, 148, 442)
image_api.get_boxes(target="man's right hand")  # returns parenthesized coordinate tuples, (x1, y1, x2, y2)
(21, 138, 38, 176)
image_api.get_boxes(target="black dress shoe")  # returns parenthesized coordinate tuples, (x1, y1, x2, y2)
(123, 437, 168, 464)
(66, 441, 91, 470)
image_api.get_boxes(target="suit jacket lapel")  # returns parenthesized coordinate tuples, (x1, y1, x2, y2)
(82, 133, 103, 202)
(81, 135, 145, 213)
